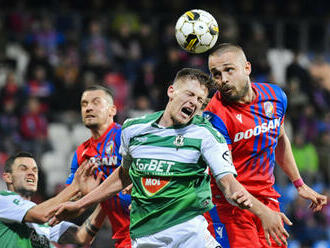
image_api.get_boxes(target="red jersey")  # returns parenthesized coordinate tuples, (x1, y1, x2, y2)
(204, 82, 287, 205)
(66, 122, 131, 245)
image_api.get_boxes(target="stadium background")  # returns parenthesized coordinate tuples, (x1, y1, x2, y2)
(0, 0, 329, 247)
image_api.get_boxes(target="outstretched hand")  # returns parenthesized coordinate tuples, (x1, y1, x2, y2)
(297, 184, 327, 212)
(260, 208, 292, 246)
(72, 160, 104, 196)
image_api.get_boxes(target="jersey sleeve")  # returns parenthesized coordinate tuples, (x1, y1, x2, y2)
(66, 151, 79, 185)
(280, 89, 288, 114)
(49, 221, 77, 243)
(0, 192, 36, 223)
(119, 128, 131, 169)
(203, 111, 232, 146)
(279, 87, 288, 125)
(201, 128, 237, 179)
(270, 84, 288, 124)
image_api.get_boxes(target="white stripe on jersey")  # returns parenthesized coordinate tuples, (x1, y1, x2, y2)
(124, 121, 221, 141)
(130, 145, 200, 163)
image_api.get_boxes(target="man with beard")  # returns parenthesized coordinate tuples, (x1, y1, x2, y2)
(66, 85, 131, 248)
(203, 43, 327, 248)
(51, 68, 291, 248)
(0, 151, 105, 247)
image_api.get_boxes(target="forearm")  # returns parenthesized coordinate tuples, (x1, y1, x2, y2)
(217, 174, 271, 218)
(77, 166, 131, 209)
(59, 204, 106, 245)
(276, 133, 301, 181)
(24, 184, 80, 223)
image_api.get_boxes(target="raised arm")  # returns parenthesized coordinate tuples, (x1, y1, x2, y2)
(24, 160, 102, 223)
(51, 162, 131, 224)
(217, 173, 292, 246)
(276, 124, 327, 211)
(23, 181, 80, 223)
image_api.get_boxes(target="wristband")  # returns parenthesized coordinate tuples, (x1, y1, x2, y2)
(293, 178, 304, 188)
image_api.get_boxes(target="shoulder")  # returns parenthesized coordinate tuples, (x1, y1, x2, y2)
(0, 190, 19, 197)
(0, 190, 35, 210)
(122, 111, 162, 130)
(253, 82, 286, 99)
(81, 138, 92, 148)
(205, 91, 222, 112)
(76, 137, 92, 152)
(113, 122, 122, 130)
(191, 115, 226, 143)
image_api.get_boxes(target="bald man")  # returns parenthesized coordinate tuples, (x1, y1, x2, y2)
(203, 43, 327, 248)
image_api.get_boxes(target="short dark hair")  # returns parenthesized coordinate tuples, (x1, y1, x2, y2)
(174, 68, 215, 91)
(4, 152, 34, 173)
(210, 43, 245, 57)
(83, 85, 114, 101)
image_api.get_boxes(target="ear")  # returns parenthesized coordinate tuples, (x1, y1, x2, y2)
(109, 104, 117, 117)
(2, 172, 13, 184)
(167, 85, 175, 100)
(245, 61, 252, 76)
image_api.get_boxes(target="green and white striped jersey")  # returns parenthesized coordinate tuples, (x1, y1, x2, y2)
(120, 111, 237, 238)
(0, 190, 75, 248)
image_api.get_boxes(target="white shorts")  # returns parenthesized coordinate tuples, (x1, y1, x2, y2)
(131, 215, 222, 248)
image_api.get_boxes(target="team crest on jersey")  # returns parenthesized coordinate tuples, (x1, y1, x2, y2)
(105, 140, 114, 155)
(173, 135, 184, 147)
(141, 177, 171, 196)
(264, 101, 274, 118)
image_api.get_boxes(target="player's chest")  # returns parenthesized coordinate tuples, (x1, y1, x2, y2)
(224, 105, 281, 143)
(80, 140, 120, 167)
(129, 131, 204, 175)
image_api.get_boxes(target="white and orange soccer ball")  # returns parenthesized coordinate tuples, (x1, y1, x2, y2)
(175, 9, 219, 54)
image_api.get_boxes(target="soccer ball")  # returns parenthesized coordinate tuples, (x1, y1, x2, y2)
(175, 9, 219, 54)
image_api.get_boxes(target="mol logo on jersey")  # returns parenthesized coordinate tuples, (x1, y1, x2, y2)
(233, 118, 281, 142)
(142, 177, 170, 196)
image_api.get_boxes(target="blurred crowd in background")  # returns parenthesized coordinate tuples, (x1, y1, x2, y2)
(0, 0, 329, 247)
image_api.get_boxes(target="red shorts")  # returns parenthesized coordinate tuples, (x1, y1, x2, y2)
(114, 237, 131, 248)
(205, 197, 286, 248)
(101, 199, 131, 248)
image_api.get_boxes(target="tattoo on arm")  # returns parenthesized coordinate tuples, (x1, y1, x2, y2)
(58, 216, 101, 244)
(84, 218, 100, 237)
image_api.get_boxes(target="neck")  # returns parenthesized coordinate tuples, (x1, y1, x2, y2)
(158, 108, 173, 127)
(237, 82, 255, 104)
(91, 120, 113, 139)
(21, 194, 32, 201)
(8, 186, 33, 200)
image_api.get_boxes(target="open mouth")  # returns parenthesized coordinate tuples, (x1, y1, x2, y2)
(25, 178, 35, 184)
(181, 107, 194, 117)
